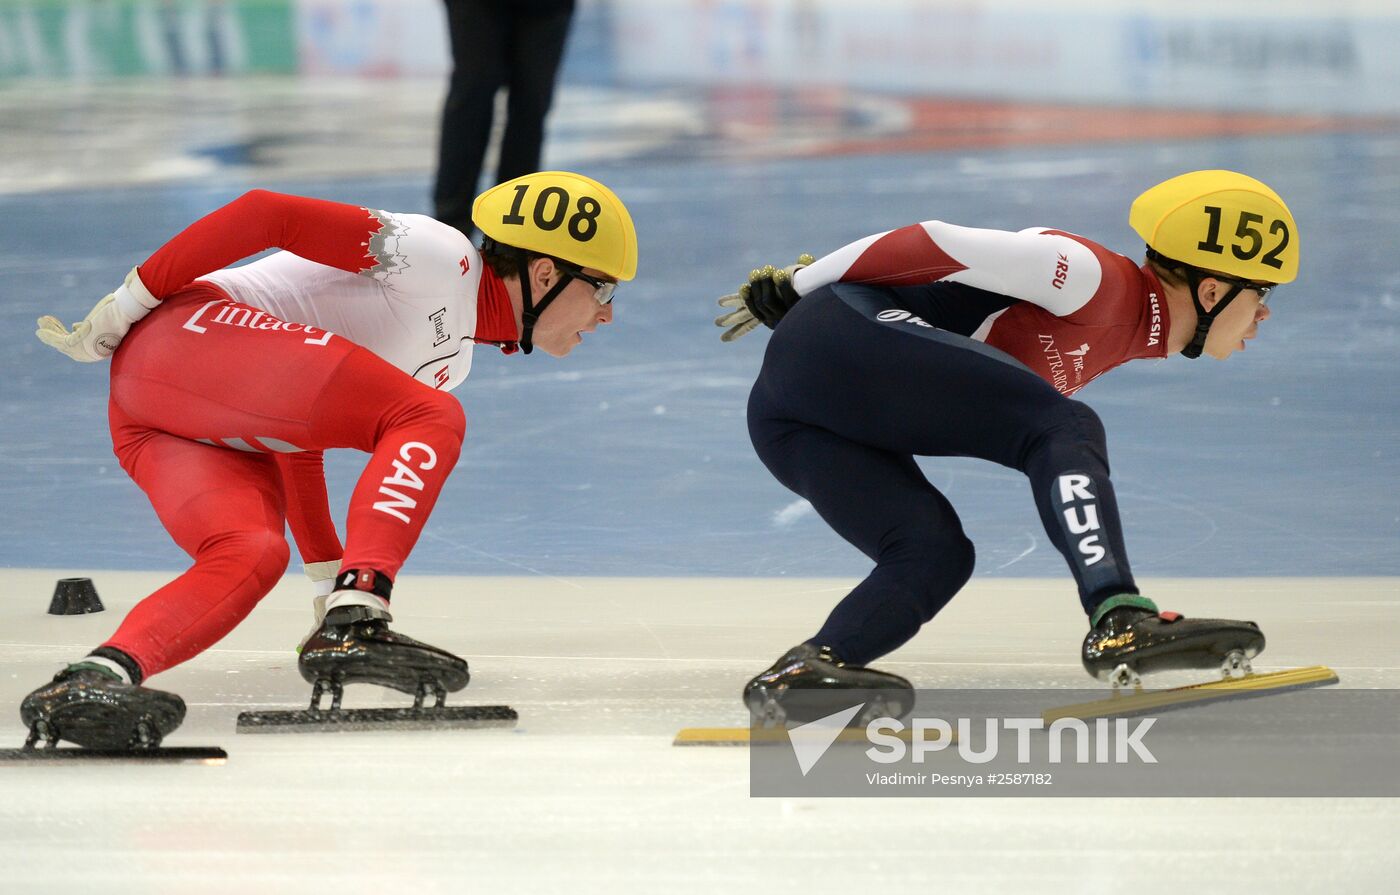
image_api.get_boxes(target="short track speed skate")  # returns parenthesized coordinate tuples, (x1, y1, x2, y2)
(1082, 603, 1266, 689)
(1045, 596, 1337, 722)
(743, 643, 915, 728)
(237, 605, 515, 733)
(4, 665, 225, 763)
(674, 644, 916, 746)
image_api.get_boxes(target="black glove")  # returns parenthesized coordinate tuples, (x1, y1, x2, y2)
(714, 254, 814, 341)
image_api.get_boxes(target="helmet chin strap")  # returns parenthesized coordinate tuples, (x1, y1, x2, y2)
(1179, 270, 1245, 360)
(1148, 248, 1246, 360)
(486, 238, 571, 355)
(517, 268, 571, 356)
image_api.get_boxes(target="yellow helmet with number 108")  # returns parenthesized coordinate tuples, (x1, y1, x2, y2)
(474, 171, 638, 281)
(1130, 170, 1298, 284)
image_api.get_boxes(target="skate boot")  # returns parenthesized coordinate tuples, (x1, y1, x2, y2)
(298, 605, 470, 711)
(19, 664, 185, 750)
(1082, 594, 1265, 688)
(743, 643, 915, 728)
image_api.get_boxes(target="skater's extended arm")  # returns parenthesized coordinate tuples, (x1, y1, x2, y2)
(37, 190, 473, 362)
(716, 223, 1130, 342)
(35, 191, 395, 362)
(142, 190, 473, 302)
(138, 190, 394, 297)
(795, 222, 1122, 320)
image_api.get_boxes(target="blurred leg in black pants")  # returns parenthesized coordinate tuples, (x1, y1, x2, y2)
(433, 0, 576, 234)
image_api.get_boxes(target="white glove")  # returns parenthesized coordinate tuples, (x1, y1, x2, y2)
(36, 267, 159, 362)
(296, 559, 341, 653)
(715, 254, 813, 342)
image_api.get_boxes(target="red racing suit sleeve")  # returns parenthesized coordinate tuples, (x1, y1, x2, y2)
(135, 190, 387, 300)
(274, 450, 344, 566)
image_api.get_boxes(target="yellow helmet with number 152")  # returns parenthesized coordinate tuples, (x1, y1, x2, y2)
(474, 171, 638, 281)
(1130, 170, 1298, 284)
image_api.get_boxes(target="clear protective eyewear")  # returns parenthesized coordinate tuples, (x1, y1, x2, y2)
(1215, 275, 1275, 305)
(555, 261, 617, 306)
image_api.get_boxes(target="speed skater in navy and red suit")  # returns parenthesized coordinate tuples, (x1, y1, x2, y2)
(715, 171, 1298, 724)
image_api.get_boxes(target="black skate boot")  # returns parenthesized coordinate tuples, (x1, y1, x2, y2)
(298, 605, 470, 711)
(19, 663, 185, 750)
(743, 643, 915, 728)
(1082, 594, 1266, 688)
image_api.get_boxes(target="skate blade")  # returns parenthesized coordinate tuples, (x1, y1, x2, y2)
(672, 727, 932, 747)
(0, 746, 226, 764)
(235, 705, 517, 734)
(1043, 665, 1339, 723)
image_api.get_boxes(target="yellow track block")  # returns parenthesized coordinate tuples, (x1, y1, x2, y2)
(1042, 665, 1339, 723)
(673, 728, 780, 746)
(672, 726, 933, 747)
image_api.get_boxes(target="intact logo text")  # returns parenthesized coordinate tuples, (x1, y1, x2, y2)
(429, 307, 449, 347)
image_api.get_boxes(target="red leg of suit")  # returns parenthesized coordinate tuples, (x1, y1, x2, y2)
(105, 416, 291, 675)
(104, 285, 465, 679)
(275, 450, 344, 565)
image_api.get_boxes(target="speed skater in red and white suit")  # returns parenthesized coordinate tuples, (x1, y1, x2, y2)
(23, 173, 637, 748)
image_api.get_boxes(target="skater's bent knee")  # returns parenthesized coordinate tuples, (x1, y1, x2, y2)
(1065, 401, 1106, 444)
(244, 529, 291, 589)
(927, 535, 976, 599)
(375, 390, 467, 461)
(202, 527, 291, 591)
(1020, 400, 1107, 469)
(1045, 400, 1104, 444)
(409, 390, 467, 442)
(882, 534, 975, 621)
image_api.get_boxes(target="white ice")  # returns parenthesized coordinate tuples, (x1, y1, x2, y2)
(2, 570, 1396, 893)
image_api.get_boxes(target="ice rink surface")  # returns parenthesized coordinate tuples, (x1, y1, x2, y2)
(3, 570, 1397, 894)
(3, 1, 1400, 892)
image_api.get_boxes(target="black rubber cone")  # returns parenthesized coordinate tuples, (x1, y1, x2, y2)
(48, 578, 104, 615)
